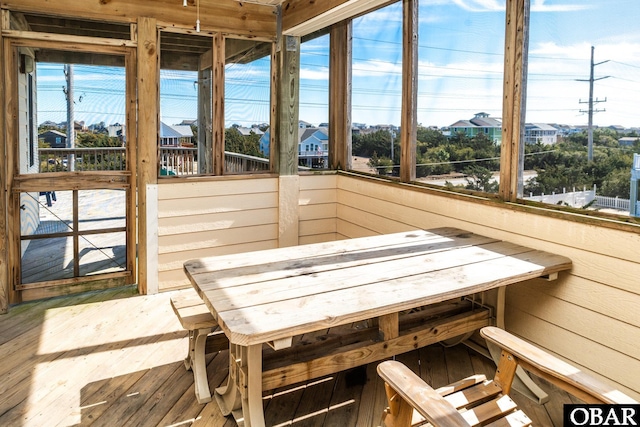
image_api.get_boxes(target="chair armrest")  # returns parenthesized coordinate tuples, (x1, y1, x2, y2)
(377, 360, 471, 427)
(480, 326, 637, 404)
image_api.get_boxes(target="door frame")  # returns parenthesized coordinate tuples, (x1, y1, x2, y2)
(2, 33, 137, 305)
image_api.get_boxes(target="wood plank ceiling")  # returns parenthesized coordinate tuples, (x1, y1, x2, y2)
(17, 12, 269, 70)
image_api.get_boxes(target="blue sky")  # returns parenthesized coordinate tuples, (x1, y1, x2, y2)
(37, 0, 640, 129)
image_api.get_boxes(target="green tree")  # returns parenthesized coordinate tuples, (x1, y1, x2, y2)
(464, 166, 498, 192)
(368, 152, 393, 175)
(353, 130, 394, 159)
(225, 128, 263, 157)
(416, 147, 453, 177)
(77, 132, 121, 147)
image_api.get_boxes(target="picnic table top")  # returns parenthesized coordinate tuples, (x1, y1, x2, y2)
(184, 227, 572, 347)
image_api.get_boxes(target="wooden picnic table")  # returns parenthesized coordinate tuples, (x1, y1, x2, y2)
(183, 227, 572, 427)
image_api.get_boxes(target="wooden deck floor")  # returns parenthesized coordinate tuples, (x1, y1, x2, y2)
(21, 189, 127, 284)
(0, 287, 574, 427)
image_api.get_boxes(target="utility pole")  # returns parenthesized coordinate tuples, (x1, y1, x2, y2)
(577, 46, 609, 162)
(64, 64, 75, 171)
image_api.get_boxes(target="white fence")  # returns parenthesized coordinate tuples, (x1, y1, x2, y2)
(595, 195, 630, 211)
(524, 185, 633, 214)
(524, 186, 596, 208)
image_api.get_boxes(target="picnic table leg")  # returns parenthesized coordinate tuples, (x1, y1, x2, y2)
(240, 344, 265, 427)
(215, 344, 243, 416)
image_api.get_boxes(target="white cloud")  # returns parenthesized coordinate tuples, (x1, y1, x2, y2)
(300, 68, 329, 81)
(451, 0, 505, 12)
(352, 59, 403, 78)
(448, 0, 589, 13)
(530, 0, 590, 13)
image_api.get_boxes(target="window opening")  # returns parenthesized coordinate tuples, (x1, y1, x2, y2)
(224, 37, 271, 174)
(351, 2, 402, 177)
(414, 0, 505, 193)
(298, 33, 329, 170)
(159, 31, 210, 177)
(523, 1, 640, 218)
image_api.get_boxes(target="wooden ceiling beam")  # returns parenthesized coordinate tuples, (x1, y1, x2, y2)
(2, 0, 277, 39)
(282, 0, 394, 36)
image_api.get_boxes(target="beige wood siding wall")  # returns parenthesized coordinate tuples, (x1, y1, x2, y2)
(299, 174, 338, 244)
(157, 177, 279, 290)
(335, 173, 640, 400)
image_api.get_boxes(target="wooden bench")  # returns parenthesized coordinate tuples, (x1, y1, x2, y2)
(170, 290, 229, 404)
(172, 286, 490, 407)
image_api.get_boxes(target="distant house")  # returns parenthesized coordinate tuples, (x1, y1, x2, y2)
(74, 121, 87, 132)
(449, 112, 502, 144)
(232, 126, 264, 137)
(60, 120, 87, 132)
(298, 127, 329, 168)
(524, 123, 558, 145)
(38, 130, 67, 148)
(619, 137, 639, 146)
(259, 131, 270, 156)
(370, 124, 399, 133)
(608, 125, 626, 133)
(108, 124, 126, 143)
(41, 120, 61, 129)
(159, 122, 193, 146)
(259, 126, 329, 168)
(549, 124, 574, 137)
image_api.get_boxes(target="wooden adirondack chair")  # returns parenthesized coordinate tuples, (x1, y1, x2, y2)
(378, 326, 637, 427)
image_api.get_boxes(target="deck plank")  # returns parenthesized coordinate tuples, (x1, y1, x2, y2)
(0, 287, 569, 427)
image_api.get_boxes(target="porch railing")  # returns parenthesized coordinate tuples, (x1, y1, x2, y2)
(159, 147, 197, 176)
(159, 148, 270, 175)
(39, 147, 126, 172)
(224, 151, 270, 174)
(39, 147, 272, 175)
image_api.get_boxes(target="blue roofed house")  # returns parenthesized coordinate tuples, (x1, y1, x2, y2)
(298, 127, 329, 168)
(259, 126, 329, 168)
(449, 112, 502, 144)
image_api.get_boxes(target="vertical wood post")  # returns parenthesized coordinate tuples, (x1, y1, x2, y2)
(329, 21, 352, 171)
(270, 41, 280, 173)
(400, 0, 418, 182)
(0, 17, 8, 312)
(499, 0, 526, 202)
(277, 35, 300, 176)
(212, 33, 225, 175)
(275, 31, 300, 247)
(198, 56, 213, 174)
(125, 49, 138, 283)
(136, 17, 158, 294)
(4, 35, 20, 306)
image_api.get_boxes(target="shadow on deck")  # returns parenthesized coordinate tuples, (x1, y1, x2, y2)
(0, 287, 573, 426)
